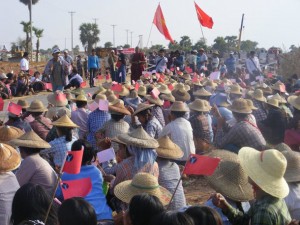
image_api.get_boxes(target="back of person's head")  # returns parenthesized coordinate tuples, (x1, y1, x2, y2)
(185, 206, 223, 225)
(111, 113, 125, 122)
(71, 139, 95, 165)
(11, 183, 57, 225)
(129, 194, 164, 225)
(76, 100, 87, 108)
(150, 211, 194, 225)
(58, 197, 97, 225)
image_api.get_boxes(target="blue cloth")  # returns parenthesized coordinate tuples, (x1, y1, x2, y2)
(8, 119, 32, 132)
(174, 55, 185, 71)
(56, 165, 112, 220)
(127, 146, 157, 170)
(87, 109, 111, 149)
(52, 84, 64, 92)
(207, 114, 214, 143)
(225, 56, 236, 73)
(117, 64, 126, 83)
(88, 55, 100, 70)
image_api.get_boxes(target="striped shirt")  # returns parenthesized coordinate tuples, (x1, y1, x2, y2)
(152, 105, 165, 127)
(144, 117, 163, 139)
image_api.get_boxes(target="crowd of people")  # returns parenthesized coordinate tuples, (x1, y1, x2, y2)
(0, 46, 300, 225)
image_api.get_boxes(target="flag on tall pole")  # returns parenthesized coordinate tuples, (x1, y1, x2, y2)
(194, 2, 214, 29)
(153, 4, 174, 43)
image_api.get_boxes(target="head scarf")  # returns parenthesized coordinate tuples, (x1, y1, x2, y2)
(128, 145, 157, 170)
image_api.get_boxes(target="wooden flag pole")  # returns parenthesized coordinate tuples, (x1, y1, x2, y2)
(199, 24, 206, 44)
(146, 23, 154, 48)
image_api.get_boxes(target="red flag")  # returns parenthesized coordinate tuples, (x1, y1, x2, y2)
(163, 100, 171, 109)
(61, 177, 92, 199)
(111, 84, 123, 92)
(194, 2, 214, 29)
(63, 149, 84, 174)
(168, 84, 174, 91)
(80, 81, 87, 88)
(153, 4, 174, 43)
(44, 82, 53, 90)
(8, 102, 22, 116)
(0, 98, 4, 111)
(183, 154, 220, 176)
(135, 82, 140, 91)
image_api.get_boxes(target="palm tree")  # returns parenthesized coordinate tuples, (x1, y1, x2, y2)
(19, 0, 39, 57)
(20, 21, 31, 52)
(33, 27, 43, 62)
(79, 23, 100, 54)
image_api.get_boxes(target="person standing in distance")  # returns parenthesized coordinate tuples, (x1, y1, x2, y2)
(88, 49, 100, 88)
(117, 47, 127, 83)
(20, 52, 29, 73)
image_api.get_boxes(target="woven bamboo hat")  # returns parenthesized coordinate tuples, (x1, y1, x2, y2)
(282, 151, 300, 182)
(47, 91, 68, 106)
(133, 103, 155, 116)
(228, 84, 243, 95)
(71, 94, 88, 102)
(271, 81, 286, 92)
(158, 84, 171, 94)
(160, 93, 175, 103)
(205, 150, 254, 201)
(117, 126, 159, 148)
(266, 98, 279, 108)
(105, 89, 114, 97)
(228, 98, 252, 114)
(70, 88, 85, 96)
(271, 93, 287, 104)
(109, 99, 131, 115)
(144, 95, 163, 106)
(114, 85, 130, 97)
(93, 86, 106, 95)
(52, 114, 79, 128)
(0, 143, 21, 172)
(170, 101, 190, 112)
(138, 86, 147, 96)
(17, 99, 29, 109)
(248, 89, 266, 102)
(238, 147, 289, 198)
(172, 88, 191, 102)
(0, 126, 24, 143)
(156, 136, 183, 160)
(193, 87, 212, 97)
(9, 130, 51, 149)
(102, 81, 112, 90)
(27, 100, 48, 112)
(188, 99, 211, 112)
(288, 95, 300, 110)
(94, 94, 107, 104)
(114, 173, 172, 205)
(182, 73, 191, 80)
(246, 99, 258, 110)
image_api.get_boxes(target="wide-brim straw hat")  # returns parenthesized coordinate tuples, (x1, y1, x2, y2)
(282, 151, 300, 182)
(160, 93, 175, 103)
(93, 86, 106, 95)
(205, 150, 254, 201)
(170, 101, 190, 112)
(172, 88, 191, 102)
(246, 99, 258, 110)
(71, 94, 88, 102)
(0, 143, 21, 172)
(47, 91, 68, 106)
(52, 114, 79, 128)
(238, 147, 289, 198)
(193, 88, 212, 97)
(188, 99, 211, 112)
(228, 98, 252, 114)
(0, 126, 25, 143)
(288, 95, 300, 110)
(70, 88, 85, 96)
(102, 81, 112, 90)
(204, 80, 217, 88)
(271, 93, 287, 104)
(266, 98, 279, 108)
(138, 86, 147, 96)
(156, 136, 183, 160)
(17, 99, 29, 109)
(133, 103, 155, 116)
(109, 100, 131, 115)
(144, 95, 163, 106)
(114, 86, 130, 97)
(248, 89, 266, 102)
(94, 94, 107, 104)
(271, 81, 286, 92)
(182, 74, 191, 80)
(114, 172, 172, 205)
(228, 84, 243, 95)
(27, 100, 48, 112)
(118, 126, 159, 148)
(158, 84, 171, 94)
(9, 130, 51, 149)
(111, 137, 127, 146)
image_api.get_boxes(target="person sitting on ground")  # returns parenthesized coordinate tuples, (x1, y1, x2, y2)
(4, 110, 32, 132)
(16, 72, 30, 96)
(29, 71, 44, 93)
(65, 67, 83, 90)
(9, 130, 57, 193)
(211, 147, 291, 225)
(0, 73, 11, 99)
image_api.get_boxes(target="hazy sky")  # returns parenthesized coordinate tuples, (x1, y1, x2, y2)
(1, 0, 300, 51)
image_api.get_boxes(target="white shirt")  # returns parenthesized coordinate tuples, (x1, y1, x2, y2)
(212, 57, 220, 69)
(155, 56, 168, 73)
(245, 56, 261, 74)
(159, 117, 195, 161)
(69, 73, 83, 84)
(20, 58, 29, 71)
(30, 77, 41, 83)
(285, 183, 300, 220)
(187, 54, 197, 65)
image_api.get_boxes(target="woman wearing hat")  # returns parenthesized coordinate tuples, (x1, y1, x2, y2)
(27, 100, 53, 141)
(40, 115, 78, 171)
(188, 99, 213, 153)
(9, 130, 57, 193)
(0, 143, 21, 225)
(71, 94, 90, 139)
(156, 136, 186, 210)
(212, 147, 291, 225)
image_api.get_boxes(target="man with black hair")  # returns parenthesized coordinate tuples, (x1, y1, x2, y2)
(20, 52, 29, 73)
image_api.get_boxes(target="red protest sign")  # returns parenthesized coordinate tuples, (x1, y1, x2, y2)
(135, 82, 140, 91)
(44, 82, 53, 90)
(111, 84, 123, 92)
(183, 154, 221, 176)
(97, 75, 103, 80)
(8, 102, 22, 116)
(63, 149, 84, 174)
(80, 81, 87, 88)
(61, 177, 92, 199)
(163, 100, 171, 109)
(168, 84, 174, 91)
(0, 98, 4, 111)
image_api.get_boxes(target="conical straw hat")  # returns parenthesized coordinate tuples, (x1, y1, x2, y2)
(171, 88, 190, 102)
(248, 89, 266, 102)
(9, 130, 51, 149)
(158, 84, 171, 94)
(109, 99, 131, 115)
(170, 101, 190, 112)
(114, 172, 171, 205)
(160, 93, 175, 103)
(144, 95, 163, 106)
(266, 98, 279, 108)
(156, 136, 183, 160)
(193, 87, 212, 97)
(228, 84, 243, 95)
(71, 94, 88, 102)
(138, 86, 147, 96)
(52, 114, 79, 128)
(188, 99, 211, 112)
(118, 126, 159, 148)
(133, 103, 155, 116)
(228, 98, 252, 114)
(0, 126, 24, 143)
(0, 143, 21, 172)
